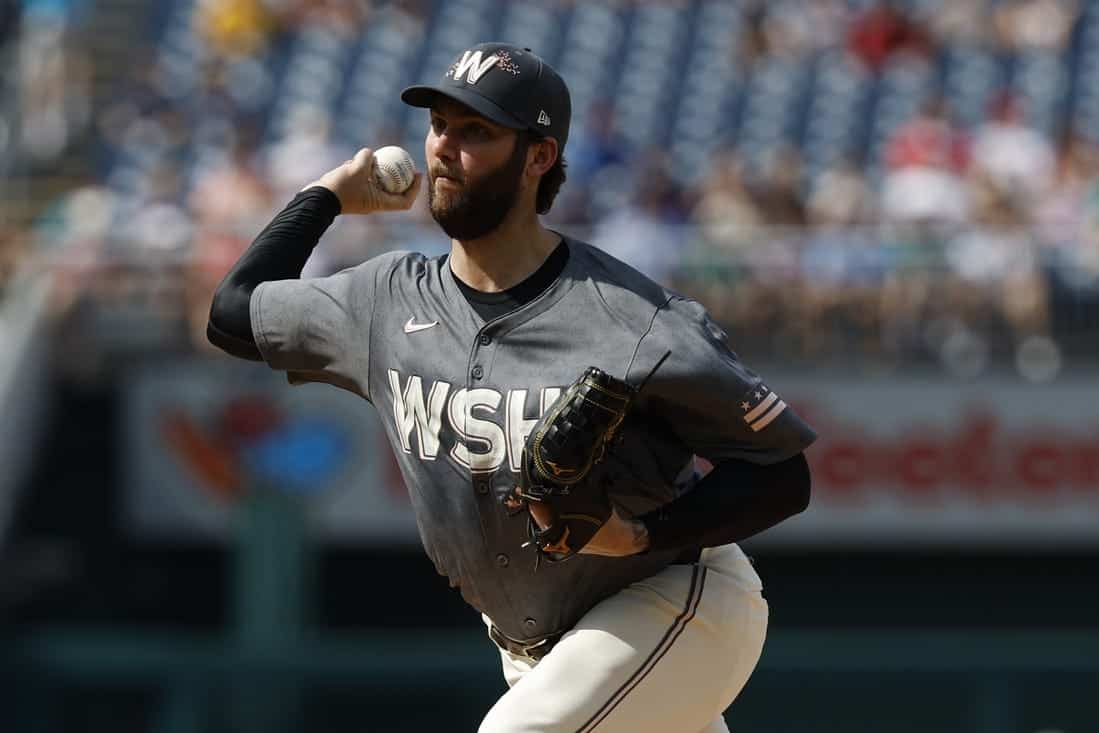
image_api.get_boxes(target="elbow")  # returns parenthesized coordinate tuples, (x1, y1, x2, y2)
(207, 280, 237, 335)
(786, 452, 812, 517)
(206, 283, 263, 361)
(793, 474, 811, 515)
(795, 453, 812, 514)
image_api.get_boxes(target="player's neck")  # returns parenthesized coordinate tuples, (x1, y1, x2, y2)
(448, 210, 560, 293)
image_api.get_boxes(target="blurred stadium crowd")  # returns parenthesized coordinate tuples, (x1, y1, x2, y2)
(2, 0, 1098, 377)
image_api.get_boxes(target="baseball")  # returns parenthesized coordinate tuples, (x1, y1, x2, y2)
(373, 145, 416, 194)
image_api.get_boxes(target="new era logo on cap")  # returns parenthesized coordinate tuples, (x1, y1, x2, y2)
(537, 110, 551, 126)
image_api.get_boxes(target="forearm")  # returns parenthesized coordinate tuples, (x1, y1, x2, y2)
(206, 186, 342, 357)
(638, 452, 811, 553)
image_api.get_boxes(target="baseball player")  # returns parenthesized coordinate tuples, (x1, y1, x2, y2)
(208, 43, 816, 733)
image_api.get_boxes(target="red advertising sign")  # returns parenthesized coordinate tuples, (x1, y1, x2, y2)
(123, 363, 1099, 548)
(762, 375, 1099, 547)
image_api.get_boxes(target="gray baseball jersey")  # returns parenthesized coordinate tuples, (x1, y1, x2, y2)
(250, 237, 816, 641)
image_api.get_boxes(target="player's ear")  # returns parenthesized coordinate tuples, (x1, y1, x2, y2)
(527, 136, 558, 179)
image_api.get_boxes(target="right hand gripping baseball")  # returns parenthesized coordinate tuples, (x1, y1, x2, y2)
(516, 367, 637, 562)
(305, 147, 422, 215)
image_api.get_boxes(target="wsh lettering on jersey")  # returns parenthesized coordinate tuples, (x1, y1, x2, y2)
(388, 369, 561, 474)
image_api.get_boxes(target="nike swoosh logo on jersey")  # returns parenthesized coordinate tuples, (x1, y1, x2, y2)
(403, 317, 439, 334)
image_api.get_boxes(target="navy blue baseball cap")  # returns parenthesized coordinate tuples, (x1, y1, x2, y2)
(401, 42, 571, 149)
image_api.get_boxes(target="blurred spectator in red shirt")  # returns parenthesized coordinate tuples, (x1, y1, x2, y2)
(881, 97, 971, 224)
(847, 1, 933, 72)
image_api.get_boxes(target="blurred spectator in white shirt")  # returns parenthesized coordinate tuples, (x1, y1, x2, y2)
(968, 93, 1055, 213)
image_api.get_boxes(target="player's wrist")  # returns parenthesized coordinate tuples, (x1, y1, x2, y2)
(296, 185, 343, 215)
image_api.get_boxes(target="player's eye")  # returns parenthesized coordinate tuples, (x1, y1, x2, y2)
(430, 116, 446, 134)
(465, 124, 491, 141)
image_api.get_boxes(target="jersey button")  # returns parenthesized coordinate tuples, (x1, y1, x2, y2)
(475, 478, 490, 494)
(496, 553, 509, 568)
(472, 365, 484, 380)
(479, 334, 491, 346)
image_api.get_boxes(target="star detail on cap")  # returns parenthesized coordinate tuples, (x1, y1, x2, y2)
(740, 401, 751, 411)
(495, 51, 521, 75)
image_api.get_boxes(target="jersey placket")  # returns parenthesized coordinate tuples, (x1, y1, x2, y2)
(464, 318, 528, 627)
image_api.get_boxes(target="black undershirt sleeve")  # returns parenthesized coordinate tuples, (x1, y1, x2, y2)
(639, 452, 811, 553)
(207, 186, 342, 360)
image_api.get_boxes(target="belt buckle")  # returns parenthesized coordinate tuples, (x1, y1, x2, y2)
(521, 636, 554, 662)
(490, 625, 557, 662)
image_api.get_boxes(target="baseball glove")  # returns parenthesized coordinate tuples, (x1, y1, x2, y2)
(516, 366, 639, 562)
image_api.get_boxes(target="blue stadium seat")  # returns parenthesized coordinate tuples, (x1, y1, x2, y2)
(735, 58, 806, 176)
(1013, 49, 1067, 136)
(556, 3, 624, 119)
(498, 1, 562, 62)
(337, 8, 427, 149)
(866, 54, 934, 182)
(802, 50, 870, 183)
(942, 45, 1003, 131)
(612, 4, 690, 149)
(667, 1, 743, 184)
(267, 25, 356, 143)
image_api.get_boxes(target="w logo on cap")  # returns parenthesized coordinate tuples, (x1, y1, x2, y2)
(449, 50, 499, 85)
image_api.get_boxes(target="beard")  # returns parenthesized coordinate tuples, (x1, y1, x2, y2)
(428, 136, 528, 240)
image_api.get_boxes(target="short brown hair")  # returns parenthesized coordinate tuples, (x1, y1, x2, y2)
(515, 131, 567, 214)
(536, 152, 567, 215)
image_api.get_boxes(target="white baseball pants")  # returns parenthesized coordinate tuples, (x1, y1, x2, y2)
(479, 542, 768, 733)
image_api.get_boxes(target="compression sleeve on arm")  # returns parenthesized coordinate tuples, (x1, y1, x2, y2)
(206, 186, 342, 359)
(639, 452, 811, 553)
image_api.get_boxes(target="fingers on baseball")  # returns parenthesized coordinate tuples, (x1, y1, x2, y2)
(378, 172, 422, 210)
(350, 147, 374, 170)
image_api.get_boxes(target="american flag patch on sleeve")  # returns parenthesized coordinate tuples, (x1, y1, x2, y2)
(739, 386, 787, 432)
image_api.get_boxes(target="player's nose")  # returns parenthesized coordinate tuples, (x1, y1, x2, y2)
(428, 127, 459, 163)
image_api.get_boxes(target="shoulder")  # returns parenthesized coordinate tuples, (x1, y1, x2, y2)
(565, 238, 680, 327)
(350, 249, 449, 291)
(565, 238, 718, 339)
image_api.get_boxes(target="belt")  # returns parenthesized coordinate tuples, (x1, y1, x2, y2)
(488, 547, 700, 661)
(488, 625, 565, 662)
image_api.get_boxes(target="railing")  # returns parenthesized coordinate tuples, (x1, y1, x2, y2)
(27, 221, 1099, 378)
